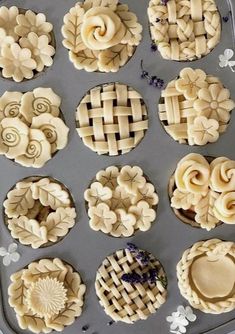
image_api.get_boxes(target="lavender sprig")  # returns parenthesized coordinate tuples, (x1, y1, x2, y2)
(223, 11, 231, 23)
(121, 268, 167, 288)
(141, 60, 164, 89)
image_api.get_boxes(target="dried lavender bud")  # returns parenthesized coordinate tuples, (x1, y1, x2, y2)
(122, 272, 142, 284)
(136, 251, 150, 266)
(161, 0, 169, 5)
(82, 325, 89, 332)
(148, 268, 158, 284)
(223, 16, 229, 22)
(151, 42, 158, 52)
(107, 320, 115, 326)
(141, 272, 149, 283)
(126, 243, 138, 253)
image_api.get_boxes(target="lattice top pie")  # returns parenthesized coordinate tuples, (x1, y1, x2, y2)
(95, 245, 167, 323)
(148, 0, 221, 61)
(76, 83, 148, 155)
(159, 68, 235, 145)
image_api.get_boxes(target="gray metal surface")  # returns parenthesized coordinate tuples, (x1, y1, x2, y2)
(0, 0, 235, 333)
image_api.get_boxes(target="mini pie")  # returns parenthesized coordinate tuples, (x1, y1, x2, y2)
(76, 83, 148, 156)
(95, 246, 167, 323)
(0, 6, 55, 82)
(170, 153, 235, 231)
(148, 0, 221, 61)
(3, 176, 76, 248)
(62, 0, 142, 72)
(0, 87, 69, 168)
(177, 239, 235, 314)
(159, 68, 235, 145)
(85, 165, 159, 237)
(8, 258, 86, 333)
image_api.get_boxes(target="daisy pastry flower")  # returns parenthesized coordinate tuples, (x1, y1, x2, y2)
(0, 6, 19, 39)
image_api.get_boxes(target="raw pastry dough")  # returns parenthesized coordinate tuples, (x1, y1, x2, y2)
(62, 0, 142, 72)
(95, 247, 167, 323)
(85, 165, 158, 237)
(158, 68, 235, 145)
(4, 176, 76, 248)
(8, 258, 86, 333)
(177, 239, 235, 313)
(170, 154, 235, 230)
(0, 6, 55, 82)
(0, 87, 68, 168)
(76, 83, 148, 156)
(148, 0, 221, 61)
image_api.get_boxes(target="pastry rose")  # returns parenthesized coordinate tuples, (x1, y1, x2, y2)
(175, 153, 210, 195)
(214, 192, 235, 224)
(81, 7, 125, 50)
(210, 157, 235, 192)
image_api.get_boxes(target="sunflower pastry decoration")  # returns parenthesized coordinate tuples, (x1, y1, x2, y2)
(0, 88, 69, 168)
(76, 83, 148, 156)
(159, 68, 235, 145)
(62, 0, 142, 72)
(148, 0, 221, 61)
(177, 239, 235, 314)
(169, 153, 235, 231)
(85, 166, 158, 237)
(0, 6, 55, 82)
(95, 243, 167, 323)
(8, 258, 86, 333)
(3, 176, 76, 248)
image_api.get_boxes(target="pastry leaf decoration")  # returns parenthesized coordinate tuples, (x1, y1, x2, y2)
(45, 302, 83, 331)
(62, 5, 85, 53)
(98, 44, 134, 72)
(195, 190, 220, 231)
(31, 178, 71, 210)
(23, 258, 68, 284)
(41, 207, 76, 243)
(8, 270, 29, 316)
(8, 217, 48, 249)
(83, 0, 118, 11)
(116, 5, 142, 45)
(69, 50, 99, 72)
(64, 265, 86, 303)
(17, 312, 50, 333)
(4, 182, 35, 218)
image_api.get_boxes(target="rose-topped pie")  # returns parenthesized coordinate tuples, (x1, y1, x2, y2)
(159, 68, 235, 145)
(85, 165, 159, 237)
(4, 176, 76, 248)
(0, 88, 69, 168)
(169, 153, 235, 230)
(0, 6, 55, 82)
(95, 243, 167, 323)
(177, 239, 235, 314)
(62, 0, 142, 72)
(76, 83, 148, 156)
(8, 258, 86, 333)
(148, 0, 221, 61)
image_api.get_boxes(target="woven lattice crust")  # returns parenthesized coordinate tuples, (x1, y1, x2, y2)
(76, 83, 148, 156)
(95, 248, 167, 323)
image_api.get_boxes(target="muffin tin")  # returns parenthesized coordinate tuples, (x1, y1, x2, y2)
(0, 0, 235, 334)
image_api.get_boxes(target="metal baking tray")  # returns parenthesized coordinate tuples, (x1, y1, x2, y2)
(0, 0, 235, 333)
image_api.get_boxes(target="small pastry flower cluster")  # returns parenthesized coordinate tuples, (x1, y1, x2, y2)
(0, 6, 55, 82)
(62, 0, 142, 72)
(0, 88, 69, 168)
(171, 153, 235, 230)
(85, 166, 158, 237)
(8, 258, 86, 333)
(4, 177, 76, 248)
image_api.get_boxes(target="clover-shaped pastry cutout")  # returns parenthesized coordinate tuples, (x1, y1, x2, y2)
(85, 165, 159, 237)
(4, 176, 76, 248)
(8, 258, 86, 333)
(62, 0, 142, 72)
(189, 116, 219, 146)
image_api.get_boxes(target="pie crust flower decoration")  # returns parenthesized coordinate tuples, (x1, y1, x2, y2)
(0, 6, 55, 81)
(0, 117, 29, 159)
(85, 165, 158, 237)
(171, 154, 235, 229)
(175, 68, 208, 100)
(62, 0, 142, 72)
(189, 116, 219, 146)
(219, 49, 235, 72)
(0, 91, 23, 120)
(0, 43, 36, 82)
(4, 177, 76, 248)
(166, 305, 196, 334)
(8, 258, 86, 333)
(15, 10, 53, 38)
(0, 243, 20, 266)
(194, 84, 235, 123)
(19, 32, 55, 72)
